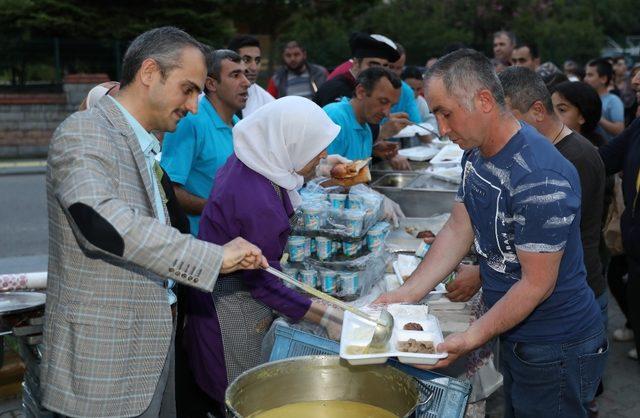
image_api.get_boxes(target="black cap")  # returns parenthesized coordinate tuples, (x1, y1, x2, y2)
(349, 32, 400, 62)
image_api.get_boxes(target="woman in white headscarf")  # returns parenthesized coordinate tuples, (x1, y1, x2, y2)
(181, 97, 344, 415)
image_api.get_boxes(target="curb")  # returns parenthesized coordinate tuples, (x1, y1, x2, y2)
(0, 161, 47, 176)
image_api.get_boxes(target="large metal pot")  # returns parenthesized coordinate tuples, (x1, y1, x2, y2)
(225, 355, 422, 417)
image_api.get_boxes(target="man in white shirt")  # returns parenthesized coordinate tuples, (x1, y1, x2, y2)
(228, 35, 274, 118)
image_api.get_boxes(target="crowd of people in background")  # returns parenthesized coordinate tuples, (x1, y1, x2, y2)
(45, 25, 640, 418)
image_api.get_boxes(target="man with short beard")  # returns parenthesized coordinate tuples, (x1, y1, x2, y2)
(161, 49, 250, 236)
(228, 35, 274, 118)
(267, 40, 328, 99)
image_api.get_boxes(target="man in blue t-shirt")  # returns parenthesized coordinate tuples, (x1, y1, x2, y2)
(584, 58, 624, 140)
(161, 49, 248, 236)
(377, 50, 606, 417)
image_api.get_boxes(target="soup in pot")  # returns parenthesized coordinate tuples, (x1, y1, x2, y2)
(247, 400, 397, 418)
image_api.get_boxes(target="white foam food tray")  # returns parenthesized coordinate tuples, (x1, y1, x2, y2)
(430, 136, 453, 148)
(424, 165, 462, 184)
(398, 145, 440, 161)
(340, 303, 448, 365)
(430, 144, 464, 166)
(392, 255, 448, 300)
(394, 122, 438, 138)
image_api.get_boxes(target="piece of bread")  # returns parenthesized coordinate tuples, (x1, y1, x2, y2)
(330, 158, 370, 179)
(321, 158, 371, 187)
(322, 165, 371, 187)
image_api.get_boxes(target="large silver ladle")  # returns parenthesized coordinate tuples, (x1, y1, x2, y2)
(264, 266, 394, 348)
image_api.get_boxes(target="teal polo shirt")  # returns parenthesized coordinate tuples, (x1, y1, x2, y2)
(161, 96, 238, 236)
(390, 81, 421, 123)
(323, 97, 373, 161)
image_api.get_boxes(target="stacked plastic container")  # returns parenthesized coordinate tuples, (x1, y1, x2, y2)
(282, 184, 391, 301)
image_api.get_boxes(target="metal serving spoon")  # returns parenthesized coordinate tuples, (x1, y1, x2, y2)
(264, 266, 394, 348)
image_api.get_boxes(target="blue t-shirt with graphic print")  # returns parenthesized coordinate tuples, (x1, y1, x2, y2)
(457, 123, 601, 343)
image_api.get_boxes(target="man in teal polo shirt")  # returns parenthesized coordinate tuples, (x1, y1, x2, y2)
(161, 49, 249, 235)
(324, 67, 402, 160)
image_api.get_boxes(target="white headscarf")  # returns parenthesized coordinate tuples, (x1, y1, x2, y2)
(86, 85, 110, 109)
(233, 96, 341, 208)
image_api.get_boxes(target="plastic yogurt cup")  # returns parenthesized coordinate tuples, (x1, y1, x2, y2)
(339, 272, 359, 295)
(371, 221, 391, 234)
(348, 194, 364, 210)
(343, 209, 365, 237)
(329, 193, 347, 209)
(299, 269, 318, 288)
(303, 193, 327, 204)
(281, 266, 299, 287)
(310, 238, 317, 255)
(302, 204, 323, 230)
(304, 237, 312, 257)
(415, 241, 431, 258)
(315, 236, 333, 260)
(362, 194, 382, 212)
(366, 228, 386, 252)
(342, 241, 360, 257)
(287, 236, 307, 262)
(320, 270, 338, 294)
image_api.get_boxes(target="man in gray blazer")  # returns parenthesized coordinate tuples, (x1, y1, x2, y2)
(42, 27, 267, 418)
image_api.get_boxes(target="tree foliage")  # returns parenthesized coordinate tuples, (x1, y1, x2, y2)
(0, 0, 637, 85)
(0, 0, 234, 44)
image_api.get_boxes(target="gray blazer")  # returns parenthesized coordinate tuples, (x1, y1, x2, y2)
(41, 96, 223, 417)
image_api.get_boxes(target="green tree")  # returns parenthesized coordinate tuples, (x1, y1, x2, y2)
(275, 0, 380, 68)
(356, 0, 473, 65)
(0, 0, 235, 85)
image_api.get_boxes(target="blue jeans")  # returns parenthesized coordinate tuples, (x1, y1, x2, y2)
(500, 324, 608, 418)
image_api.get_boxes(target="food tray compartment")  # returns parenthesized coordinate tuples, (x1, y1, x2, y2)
(340, 304, 448, 366)
(430, 144, 464, 166)
(398, 145, 440, 161)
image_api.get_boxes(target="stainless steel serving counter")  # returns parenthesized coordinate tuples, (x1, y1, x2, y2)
(371, 171, 457, 217)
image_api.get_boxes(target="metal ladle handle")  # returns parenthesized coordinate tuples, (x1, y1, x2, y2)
(264, 266, 378, 324)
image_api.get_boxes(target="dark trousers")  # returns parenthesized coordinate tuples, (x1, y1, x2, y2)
(627, 257, 640, 356)
(607, 255, 631, 329)
(174, 284, 226, 418)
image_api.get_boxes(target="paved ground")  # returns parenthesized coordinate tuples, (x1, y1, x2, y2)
(0, 171, 48, 275)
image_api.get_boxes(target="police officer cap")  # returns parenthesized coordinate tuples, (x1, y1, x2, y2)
(349, 32, 401, 62)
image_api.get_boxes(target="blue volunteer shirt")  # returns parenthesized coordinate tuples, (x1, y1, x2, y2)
(457, 123, 600, 343)
(161, 96, 238, 236)
(598, 93, 624, 141)
(323, 97, 373, 160)
(390, 81, 421, 123)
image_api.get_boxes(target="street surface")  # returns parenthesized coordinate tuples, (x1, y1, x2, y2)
(0, 173, 48, 274)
